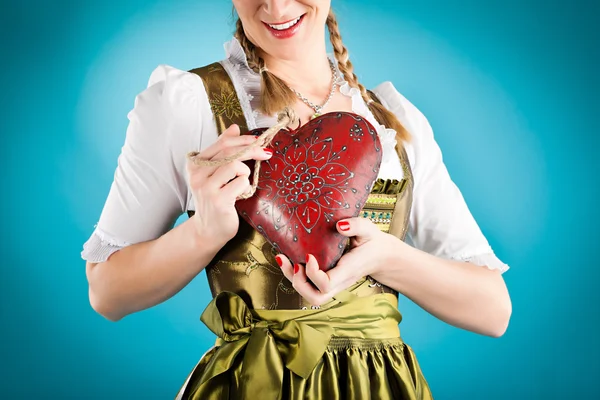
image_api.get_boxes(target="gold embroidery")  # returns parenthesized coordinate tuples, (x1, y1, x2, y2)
(209, 84, 243, 121)
(278, 280, 297, 295)
(206, 64, 222, 74)
(243, 253, 261, 276)
(213, 243, 282, 277)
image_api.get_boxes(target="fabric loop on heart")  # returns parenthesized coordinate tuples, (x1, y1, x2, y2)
(186, 107, 299, 200)
(190, 287, 402, 399)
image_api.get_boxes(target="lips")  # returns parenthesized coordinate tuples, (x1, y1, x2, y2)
(266, 15, 302, 30)
(263, 14, 306, 39)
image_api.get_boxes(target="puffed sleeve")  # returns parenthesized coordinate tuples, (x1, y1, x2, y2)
(81, 64, 208, 263)
(372, 82, 510, 273)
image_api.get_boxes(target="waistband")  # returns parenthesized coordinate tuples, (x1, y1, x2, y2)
(185, 280, 403, 399)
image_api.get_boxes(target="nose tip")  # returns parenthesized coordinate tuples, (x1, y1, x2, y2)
(263, 0, 291, 21)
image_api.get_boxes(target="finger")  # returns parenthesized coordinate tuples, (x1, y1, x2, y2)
(187, 129, 256, 175)
(210, 145, 273, 164)
(222, 123, 241, 137)
(197, 124, 257, 161)
(207, 161, 251, 190)
(292, 263, 330, 306)
(187, 146, 272, 193)
(190, 144, 271, 181)
(336, 217, 381, 246)
(325, 250, 363, 290)
(304, 254, 333, 294)
(275, 254, 294, 282)
(220, 174, 251, 201)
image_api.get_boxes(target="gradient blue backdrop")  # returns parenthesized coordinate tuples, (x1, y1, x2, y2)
(1, 0, 598, 398)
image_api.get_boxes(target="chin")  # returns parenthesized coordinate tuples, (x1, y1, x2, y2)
(262, 42, 307, 62)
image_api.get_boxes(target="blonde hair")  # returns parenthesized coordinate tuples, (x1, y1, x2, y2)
(234, 10, 411, 143)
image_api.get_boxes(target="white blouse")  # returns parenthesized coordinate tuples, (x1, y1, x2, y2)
(81, 37, 509, 274)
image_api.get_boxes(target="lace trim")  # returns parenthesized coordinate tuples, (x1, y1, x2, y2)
(80, 227, 131, 263)
(453, 252, 510, 273)
(220, 57, 259, 130)
(223, 39, 276, 130)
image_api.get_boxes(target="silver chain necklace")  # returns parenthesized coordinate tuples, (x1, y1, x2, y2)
(287, 58, 338, 119)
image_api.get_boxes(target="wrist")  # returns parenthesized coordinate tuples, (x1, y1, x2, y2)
(187, 218, 229, 257)
(372, 236, 417, 281)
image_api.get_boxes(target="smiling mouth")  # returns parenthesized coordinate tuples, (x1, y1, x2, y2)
(263, 14, 306, 31)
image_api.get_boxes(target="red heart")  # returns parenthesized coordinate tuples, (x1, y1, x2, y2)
(236, 112, 382, 271)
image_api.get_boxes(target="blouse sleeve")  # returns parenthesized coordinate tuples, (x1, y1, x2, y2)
(372, 82, 510, 273)
(81, 65, 208, 263)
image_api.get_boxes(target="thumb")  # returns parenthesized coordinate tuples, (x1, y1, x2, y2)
(336, 217, 380, 244)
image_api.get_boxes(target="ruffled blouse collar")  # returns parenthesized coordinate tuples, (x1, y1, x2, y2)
(224, 37, 254, 73)
(223, 37, 398, 166)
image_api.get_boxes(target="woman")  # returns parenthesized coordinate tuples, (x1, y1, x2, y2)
(82, 1, 512, 398)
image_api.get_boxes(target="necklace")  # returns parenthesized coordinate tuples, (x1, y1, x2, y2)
(287, 58, 338, 119)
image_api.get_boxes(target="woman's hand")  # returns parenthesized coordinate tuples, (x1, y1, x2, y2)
(276, 217, 403, 306)
(186, 124, 273, 243)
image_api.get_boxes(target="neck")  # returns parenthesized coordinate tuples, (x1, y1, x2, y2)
(260, 43, 334, 94)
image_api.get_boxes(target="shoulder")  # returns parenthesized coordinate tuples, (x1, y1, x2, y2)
(371, 81, 437, 171)
(135, 64, 221, 152)
(371, 81, 431, 135)
(125, 64, 221, 212)
(141, 64, 210, 124)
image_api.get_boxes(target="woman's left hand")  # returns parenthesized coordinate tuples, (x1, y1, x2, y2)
(276, 217, 402, 306)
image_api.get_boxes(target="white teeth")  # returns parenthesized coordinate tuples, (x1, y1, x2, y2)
(268, 17, 300, 31)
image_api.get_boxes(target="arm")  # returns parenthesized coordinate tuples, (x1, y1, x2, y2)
(279, 82, 512, 337)
(86, 218, 226, 322)
(372, 81, 511, 336)
(282, 221, 510, 337)
(83, 66, 271, 321)
(373, 241, 511, 337)
(82, 66, 224, 321)
(82, 65, 205, 321)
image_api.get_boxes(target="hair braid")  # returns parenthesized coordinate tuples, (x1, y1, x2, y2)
(235, 19, 297, 115)
(326, 11, 411, 143)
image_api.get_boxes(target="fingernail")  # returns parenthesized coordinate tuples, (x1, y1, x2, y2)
(338, 221, 350, 231)
(263, 148, 273, 155)
(275, 255, 283, 267)
(294, 264, 300, 274)
(306, 254, 311, 263)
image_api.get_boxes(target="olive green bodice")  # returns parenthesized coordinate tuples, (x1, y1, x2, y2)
(187, 63, 414, 310)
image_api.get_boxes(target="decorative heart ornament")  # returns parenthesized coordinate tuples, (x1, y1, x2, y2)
(236, 112, 382, 271)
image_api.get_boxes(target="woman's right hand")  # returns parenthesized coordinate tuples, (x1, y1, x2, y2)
(186, 124, 273, 244)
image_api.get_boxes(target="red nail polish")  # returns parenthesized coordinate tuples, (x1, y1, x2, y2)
(306, 254, 310, 263)
(275, 255, 283, 267)
(263, 148, 273, 155)
(338, 221, 350, 231)
(294, 264, 300, 274)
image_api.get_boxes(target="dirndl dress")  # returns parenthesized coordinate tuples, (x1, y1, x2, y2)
(174, 62, 434, 400)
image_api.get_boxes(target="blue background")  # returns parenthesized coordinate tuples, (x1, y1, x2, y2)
(1, 0, 598, 398)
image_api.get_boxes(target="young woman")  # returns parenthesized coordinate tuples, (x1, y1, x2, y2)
(82, 1, 512, 398)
